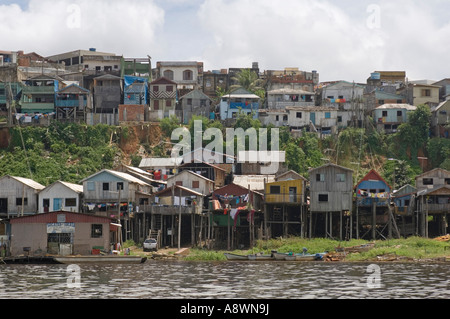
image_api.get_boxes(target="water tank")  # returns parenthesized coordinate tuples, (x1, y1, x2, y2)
(89, 48, 96, 52)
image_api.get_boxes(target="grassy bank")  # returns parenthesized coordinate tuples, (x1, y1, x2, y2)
(183, 236, 450, 262)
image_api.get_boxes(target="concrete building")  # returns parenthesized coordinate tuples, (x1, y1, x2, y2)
(9, 211, 116, 256)
(373, 103, 417, 133)
(149, 77, 177, 120)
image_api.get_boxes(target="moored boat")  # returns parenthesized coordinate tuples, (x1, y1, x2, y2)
(284, 252, 327, 261)
(224, 253, 249, 260)
(53, 255, 147, 264)
(247, 253, 274, 261)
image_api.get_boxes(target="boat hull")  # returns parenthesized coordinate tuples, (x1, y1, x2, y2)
(224, 253, 248, 261)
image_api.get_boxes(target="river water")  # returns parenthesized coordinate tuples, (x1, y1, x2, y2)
(1, 260, 448, 300)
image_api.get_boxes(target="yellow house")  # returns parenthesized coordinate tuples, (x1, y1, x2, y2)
(265, 179, 304, 204)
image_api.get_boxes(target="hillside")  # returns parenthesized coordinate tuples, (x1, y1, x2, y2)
(0, 107, 449, 187)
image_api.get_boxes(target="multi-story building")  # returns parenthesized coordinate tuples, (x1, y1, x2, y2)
(373, 103, 416, 133)
(149, 77, 177, 120)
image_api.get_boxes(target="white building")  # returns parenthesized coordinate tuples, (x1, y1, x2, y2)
(38, 181, 83, 214)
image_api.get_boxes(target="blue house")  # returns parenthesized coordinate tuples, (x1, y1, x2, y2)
(55, 84, 91, 122)
(219, 88, 260, 120)
(123, 75, 148, 105)
(355, 169, 392, 208)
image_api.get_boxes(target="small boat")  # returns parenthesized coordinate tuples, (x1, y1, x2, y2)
(284, 252, 326, 261)
(247, 253, 274, 261)
(224, 253, 249, 261)
(53, 255, 147, 264)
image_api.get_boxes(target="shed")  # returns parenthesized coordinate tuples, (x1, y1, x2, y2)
(9, 211, 116, 256)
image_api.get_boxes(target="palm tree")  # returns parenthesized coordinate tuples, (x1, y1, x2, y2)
(230, 69, 265, 103)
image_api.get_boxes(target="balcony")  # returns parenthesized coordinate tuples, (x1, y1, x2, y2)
(22, 86, 55, 94)
(55, 99, 87, 108)
(356, 197, 389, 207)
(265, 193, 303, 204)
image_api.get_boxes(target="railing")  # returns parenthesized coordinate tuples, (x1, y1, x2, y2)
(22, 86, 55, 94)
(55, 100, 87, 107)
(423, 203, 450, 213)
(356, 197, 389, 207)
(265, 193, 303, 204)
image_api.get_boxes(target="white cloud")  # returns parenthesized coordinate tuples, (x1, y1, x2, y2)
(0, 0, 165, 57)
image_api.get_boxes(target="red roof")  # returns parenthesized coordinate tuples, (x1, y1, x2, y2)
(355, 169, 391, 190)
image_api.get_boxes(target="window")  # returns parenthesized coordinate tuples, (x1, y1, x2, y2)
(318, 194, 328, 202)
(200, 99, 207, 107)
(296, 112, 302, 118)
(154, 100, 159, 110)
(166, 86, 173, 92)
(327, 96, 334, 99)
(102, 183, 109, 191)
(270, 185, 281, 194)
(275, 115, 279, 121)
(166, 100, 172, 107)
(117, 182, 124, 190)
(397, 110, 402, 116)
(325, 112, 331, 119)
(153, 86, 159, 92)
(87, 181, 95, 191)
(95, 66, 101, 71)
(91, 224, 103, 238)
(382, 111, 388, 117)
(16, 198, 28, 206)
(283, 115, 288, 121)
(316, 174, 325, 182)
(336, 174, 346, 182)
(65, 198, 76, 207)
(379, 100, 385, 105)
(397, 99, 403, 103)
(421, 89, 431, 97)
(423, 178, 433, 185)
(444, 178, 450, 185)
(337, 116, 342, 123)
(192, 181, 200, 189)
(187, 98, 192, 106)
(176, 181, 183, 186)
(183, 70, 193, 81)
(163, 70, 174, 80)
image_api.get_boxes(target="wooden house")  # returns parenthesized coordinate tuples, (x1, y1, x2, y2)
(211, 183, 264, 249)
(264, 176, 308, 238)
(38, 181, 83, 214)
(55, 83, 91, 122)
(392, 184, 417, 237)
(80, 169, 152, 219)
(150, 185, 205, 248)
(373, 104, 416, 133)
(91, 74, 122, 125)
(20, 74, 62, 114)
(9, 211, 116, 256)
(308, 163, 353, 239)
(431, 100, 450, 138)
(178, 89, 212, 124)
(354, 169, 394, 240)
(178, 162, 227, 189)
(0, 175, 45, 218)
(415, 168, 450, 237)
(166, 170, 214, 196)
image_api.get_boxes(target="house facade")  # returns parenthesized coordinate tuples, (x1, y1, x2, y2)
(55, 83, 91, 122)
(149, 77, 177, 120)
(166, 170, 214, 196)
(431, 100, 450, 138)
(0, 175, 45, 218)
(178, 89, 212, 124)
(154, 61, 203, 93)
(373, 104, 416, 133)
(286, 106, 337, 134)
(38, 181, 83, 214)
(266, 88, 315, 109)
(9, 211, 115, 256)
(219, 88, 260, 120)
(81, 169, 152, 218)
(20, 75, 61, 114)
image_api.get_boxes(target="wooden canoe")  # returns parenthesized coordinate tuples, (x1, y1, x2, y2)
(224, 253, 249, 260)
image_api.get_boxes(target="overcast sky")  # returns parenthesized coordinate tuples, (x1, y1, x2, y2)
(1, 0, 449, 83)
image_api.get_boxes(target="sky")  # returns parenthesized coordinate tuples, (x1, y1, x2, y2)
(0, 0, 449, 83)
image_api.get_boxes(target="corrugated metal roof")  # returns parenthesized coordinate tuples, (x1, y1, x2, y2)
(267, 88, 313, 95)
(80, 169, 151, 187)
(139, 157, 183, 168)
(7, 176, 45, 190)
(59, 181, 83, 193)
(376, 104, 416, 110)
(233, 175, 275, 191)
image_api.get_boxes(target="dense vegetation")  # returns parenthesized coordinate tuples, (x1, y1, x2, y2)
(0, 103, 448, 188)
